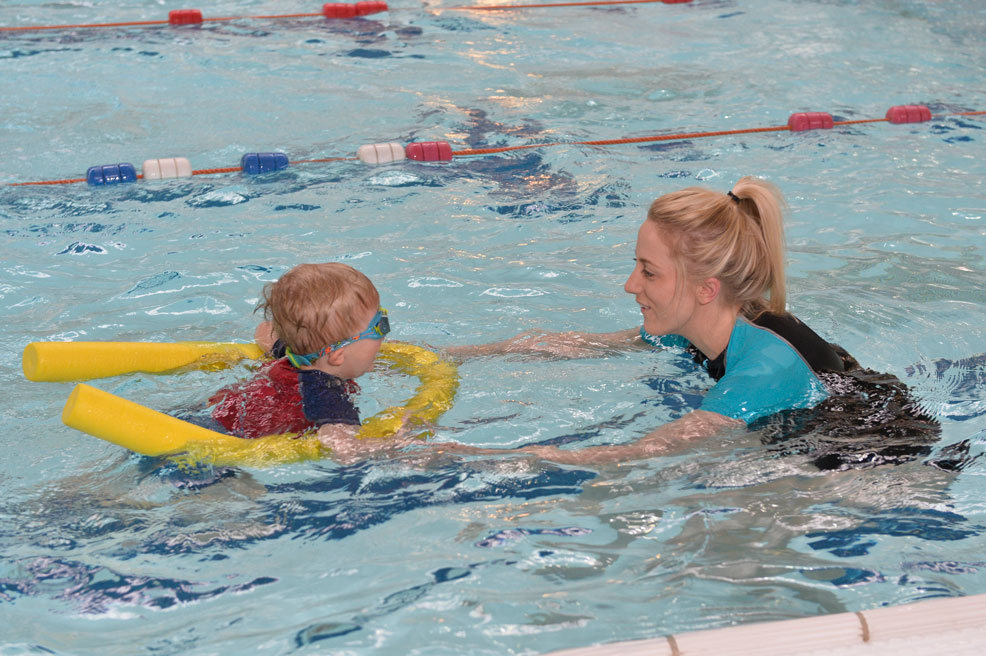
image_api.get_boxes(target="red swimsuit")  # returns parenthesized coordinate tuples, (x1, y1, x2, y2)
(210, 359, 360, 438)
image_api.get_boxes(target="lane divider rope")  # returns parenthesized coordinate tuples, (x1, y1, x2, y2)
(448, 0, 691, 11)
(0, 0, 691, 32)
(7, 106, 985, 187)
(0, 2, 388, 32)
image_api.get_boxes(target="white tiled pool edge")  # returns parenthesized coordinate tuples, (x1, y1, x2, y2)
(546, 594, 986, 656)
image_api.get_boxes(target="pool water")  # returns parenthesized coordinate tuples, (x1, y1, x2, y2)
(2, 0, 986, 654)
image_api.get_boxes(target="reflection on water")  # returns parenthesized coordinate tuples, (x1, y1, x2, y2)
(0, 385, 982, 652)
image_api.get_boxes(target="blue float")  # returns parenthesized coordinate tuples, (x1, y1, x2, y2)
(85, 163, 137, 186)
(240, 152, 290, 175)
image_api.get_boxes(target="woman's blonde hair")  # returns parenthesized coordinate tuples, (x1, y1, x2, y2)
(258, 262, 379, 354)
(646, 176, 787, 318)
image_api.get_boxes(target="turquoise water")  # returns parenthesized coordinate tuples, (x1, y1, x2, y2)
(2, 0, 986, 654)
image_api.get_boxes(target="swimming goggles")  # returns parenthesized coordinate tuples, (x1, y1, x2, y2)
(285, 308, 390, 367)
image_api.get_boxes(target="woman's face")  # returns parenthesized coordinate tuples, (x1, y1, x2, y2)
(624, 221, 700, 338)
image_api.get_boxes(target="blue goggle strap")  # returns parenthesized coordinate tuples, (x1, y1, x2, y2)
(330, 309, 390, 351)
(285, 309, 389, 368)
(284, 346, 321, 368)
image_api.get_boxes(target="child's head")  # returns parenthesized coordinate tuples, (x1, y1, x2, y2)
(258, 262, 380, 355)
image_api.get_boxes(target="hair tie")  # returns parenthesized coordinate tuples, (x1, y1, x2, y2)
(726, 190, 740, 204)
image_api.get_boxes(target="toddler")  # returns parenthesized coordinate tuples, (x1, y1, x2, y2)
(209, 262, 389, 442)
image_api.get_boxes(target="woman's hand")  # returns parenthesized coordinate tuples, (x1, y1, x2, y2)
(317, 423, 415, 465)
(425, 441, 508, 457)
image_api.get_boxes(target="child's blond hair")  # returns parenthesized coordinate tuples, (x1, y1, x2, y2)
(258, 263, 379, 354)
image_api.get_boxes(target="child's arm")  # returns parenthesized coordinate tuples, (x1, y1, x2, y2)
(254, 321, 278, 354)
(441, 328, 643, 360)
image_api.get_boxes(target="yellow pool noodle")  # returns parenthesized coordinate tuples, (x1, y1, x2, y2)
(357, 341, 459, 439)
(23, 341, 264, 382)
(62, 383, 325, 467)
(62, 382, 243, 456)
(43, 340, 459, 466)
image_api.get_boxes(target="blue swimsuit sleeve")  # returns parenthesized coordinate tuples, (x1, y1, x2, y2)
(699, 324, 828, 424)
(640, 327, 689, 349)
(300, 373, 361, 427)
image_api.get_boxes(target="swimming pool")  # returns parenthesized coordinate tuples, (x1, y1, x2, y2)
(2, 0, 986, 653)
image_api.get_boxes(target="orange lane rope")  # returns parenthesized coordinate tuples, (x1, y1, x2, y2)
(452, 124, 793, 156)
(451, 112, 986, 157)
(0, 20, 169, 32)
(448, 0, 679, 11)
(190, 166, 242, 177)
(9, 178, 88, 186)
(6, 110, 985, 187)
(0, 12, 325, 32)
(6, 158, 357, 187)
(292, 157, 358, 164)
(0, 0, 692, 32)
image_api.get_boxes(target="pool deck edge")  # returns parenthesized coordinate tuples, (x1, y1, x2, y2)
(545, 593, 986, 656)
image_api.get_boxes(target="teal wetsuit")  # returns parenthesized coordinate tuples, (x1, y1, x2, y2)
(644, 313, 945, 470)
(645, 312, 847, 424)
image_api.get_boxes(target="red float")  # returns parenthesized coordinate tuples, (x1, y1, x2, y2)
(787, 112, 834, 132)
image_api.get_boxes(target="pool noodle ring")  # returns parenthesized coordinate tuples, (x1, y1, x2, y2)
(24, 341, 458, 467)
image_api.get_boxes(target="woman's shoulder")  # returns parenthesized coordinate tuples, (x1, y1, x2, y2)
(743, 311, 848, 373)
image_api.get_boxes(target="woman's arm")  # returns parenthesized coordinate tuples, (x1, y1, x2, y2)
(519, 410, 742, 465)
(431, 410, 742, 465)
(259, 322, 644, 360)
(441, 327, 644, 360)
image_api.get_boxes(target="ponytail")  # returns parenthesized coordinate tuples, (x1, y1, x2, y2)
(729, 176, 787, 316)
(646, 176, 788, 318)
